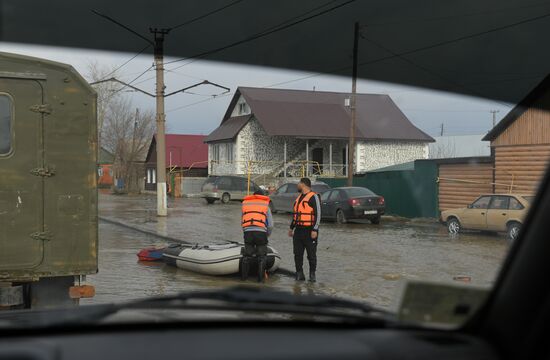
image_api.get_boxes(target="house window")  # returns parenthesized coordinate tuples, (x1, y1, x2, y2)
(226, 143, 233, 163)
(238, 102, 249, 115)
(0, 95, 12, 155)
(147, 169, 151, 184)
(152, 169, 156, 184)
(98, 167, 104, 177)
(212, 144, 220, 162)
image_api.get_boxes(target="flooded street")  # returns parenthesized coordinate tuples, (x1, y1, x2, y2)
(85, 193, 510, 308)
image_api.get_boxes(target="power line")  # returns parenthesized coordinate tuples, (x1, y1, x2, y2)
(164, 8, 550, 112)
(266, 11, 550, 92)
(365, 0, 550, 27)
(166, 92, 234, 113)
(165, 0, 357, 68)
(170, 0, 247, 31)
(98, 44, 152, 82)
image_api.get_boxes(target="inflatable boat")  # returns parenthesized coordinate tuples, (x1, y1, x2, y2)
(162, 243, 281, 276)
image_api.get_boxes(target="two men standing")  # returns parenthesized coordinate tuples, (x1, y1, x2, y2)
(241, 178, 320, 283)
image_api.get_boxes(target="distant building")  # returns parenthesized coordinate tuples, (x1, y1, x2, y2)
(483, 75, 550, 194)
(144, 134, 208, 191)
(98, 147, 114, 188)
(205, 87, 434, 177)
(428, 134, 490, 159)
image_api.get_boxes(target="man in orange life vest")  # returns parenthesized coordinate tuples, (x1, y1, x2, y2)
(241, 190, 273, 282)
(288, 177, 321, 282)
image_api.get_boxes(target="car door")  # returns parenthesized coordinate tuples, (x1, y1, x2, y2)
(328, 190, 344, 217)
(270, 184, 287, 210)
(487, 196, 511, 231)
(507, 196, 526, 223)
(460, 196, 491, 230)
(282, 183, 299, 213)
(320, 191, 333, 219)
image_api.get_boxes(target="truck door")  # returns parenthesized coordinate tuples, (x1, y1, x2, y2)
(0, 77, 46, 270)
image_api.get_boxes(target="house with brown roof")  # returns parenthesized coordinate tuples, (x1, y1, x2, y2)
(205, 87, 434, 177)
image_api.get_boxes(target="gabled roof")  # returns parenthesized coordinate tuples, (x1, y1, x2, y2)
(483, 75, 550, 141)
(204, 115, 251, 143)
(99, 147, 114, 164)
(206, 87, 434, 143)
(146, 134, 208, 168)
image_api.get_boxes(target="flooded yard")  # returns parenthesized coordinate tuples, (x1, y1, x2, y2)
(85, 193, 510, 309)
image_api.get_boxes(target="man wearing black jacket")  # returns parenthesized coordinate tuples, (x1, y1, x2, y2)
(288, 177, 321, 282)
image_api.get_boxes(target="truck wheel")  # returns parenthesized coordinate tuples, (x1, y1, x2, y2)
(507, 222, 521, 242)
(336, 209, 347, 224)
(221, 192, 231, 204)
(447, 217, 461, 234)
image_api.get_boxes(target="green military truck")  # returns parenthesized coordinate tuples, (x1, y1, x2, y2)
(0, 52, 98, 309)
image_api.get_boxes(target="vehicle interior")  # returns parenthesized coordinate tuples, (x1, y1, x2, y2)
(2, 0, 550, 359)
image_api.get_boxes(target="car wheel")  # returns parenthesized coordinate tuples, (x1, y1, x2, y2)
(205, 198, 216, 204)
(336, 209, 347, 224)
(370, 216, 380, 225)
(221, 192, 231, 204)
(447, 217, 461, 234)
(507, 222, 521, 242)
(269, 201, 277, 213)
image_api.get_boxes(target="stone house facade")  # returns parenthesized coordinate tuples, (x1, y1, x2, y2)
(205, 87, 433, 177)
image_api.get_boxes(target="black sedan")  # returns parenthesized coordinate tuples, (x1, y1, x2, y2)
(320, 187, 385, 224)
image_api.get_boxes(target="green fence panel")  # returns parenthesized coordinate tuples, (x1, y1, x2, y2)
(320, 160, 438, 218)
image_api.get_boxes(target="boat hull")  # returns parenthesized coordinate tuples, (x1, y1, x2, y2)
(163, 243, 281, 276)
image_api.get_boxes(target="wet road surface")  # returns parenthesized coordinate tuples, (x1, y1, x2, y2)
(85, 193, 510, 308)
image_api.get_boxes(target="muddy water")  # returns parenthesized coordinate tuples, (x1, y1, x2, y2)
(85, 194, 509, 308)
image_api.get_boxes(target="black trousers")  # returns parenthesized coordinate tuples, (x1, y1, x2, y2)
(293, 227, 317, 273)
(243, 231, 268, 257)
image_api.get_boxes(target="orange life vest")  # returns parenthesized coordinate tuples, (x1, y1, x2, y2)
(293, 191, 317, 227)
(241, 194, 270, 229)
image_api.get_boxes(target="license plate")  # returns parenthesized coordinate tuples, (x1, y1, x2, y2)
(364, 210, 377, 215)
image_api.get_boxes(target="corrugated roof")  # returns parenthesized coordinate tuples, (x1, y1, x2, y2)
(147, 134, 208, 168)
(207, 87, 434, 142)
(204, 115, 251, 143)
(483, 74, 550, 142)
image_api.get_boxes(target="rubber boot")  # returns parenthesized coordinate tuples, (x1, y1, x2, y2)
(257, 256, 267, 283)
(295, 270, 306, 281)
(241, 257, 250, 281)
(309, 271, 316, 283)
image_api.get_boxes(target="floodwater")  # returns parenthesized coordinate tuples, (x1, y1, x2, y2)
(84, 193, 510, 308)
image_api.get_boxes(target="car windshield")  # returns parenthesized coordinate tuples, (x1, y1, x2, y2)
(345, 187, 375, 197)
(312, 184, 330, 193)
(1, 1, 549, 331)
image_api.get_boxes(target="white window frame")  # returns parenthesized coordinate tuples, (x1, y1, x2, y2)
(226, 143, 233, 163)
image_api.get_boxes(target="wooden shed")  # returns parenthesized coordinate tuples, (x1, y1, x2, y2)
(437, 157, 494, 212)
(483, 76, 550, 195)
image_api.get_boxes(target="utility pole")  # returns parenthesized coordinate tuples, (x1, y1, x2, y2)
(152, 28, 169, 216)
(440, 123, 444, 136)
(347, 21, 359, 187)
(90, 11, 230, 217)
(490, 110, 500, 128)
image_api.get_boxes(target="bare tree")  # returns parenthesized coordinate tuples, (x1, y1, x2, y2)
(429, 139, 457, 159)
(102, 97, 155, 193)
(85, 61, 124, 146)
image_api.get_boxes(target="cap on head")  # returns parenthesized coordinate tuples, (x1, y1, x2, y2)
(299, 177, 311, 188)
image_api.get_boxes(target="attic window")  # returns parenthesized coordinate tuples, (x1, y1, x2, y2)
(238, 102, 249, 115)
